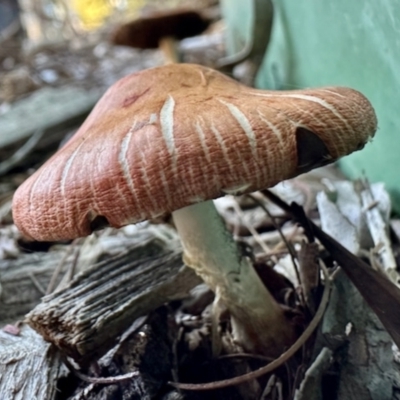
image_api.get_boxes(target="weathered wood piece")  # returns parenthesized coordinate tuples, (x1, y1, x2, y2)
(0, 86, 101, 149)
(0, 325, 65, 400)
(27, 239, 201, 364)
(0, 227, 155, 325)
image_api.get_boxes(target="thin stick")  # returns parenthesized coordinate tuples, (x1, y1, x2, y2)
(247, 194, 302, 289)
(46, 246, 73, 294)
(231, 199, 272, 254)
(28, 272, 46, 295)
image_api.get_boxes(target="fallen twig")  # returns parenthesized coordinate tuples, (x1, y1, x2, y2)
(63, 356, 139, 385)
(46, 245, 74, 294)
(247, 194, 303, 293)
(28, 272, 46, 295)
(231, 199, 272, 255)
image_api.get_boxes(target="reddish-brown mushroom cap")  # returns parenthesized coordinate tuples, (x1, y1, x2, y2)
(12, 64, 377, 241)
(111, 9, 211, 49)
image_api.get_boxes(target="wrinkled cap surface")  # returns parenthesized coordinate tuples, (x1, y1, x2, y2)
(12, 64, 377, 241)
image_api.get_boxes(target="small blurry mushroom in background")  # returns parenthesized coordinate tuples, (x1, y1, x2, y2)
(12, 63, 377, 356)
(110, 8, 213, 64)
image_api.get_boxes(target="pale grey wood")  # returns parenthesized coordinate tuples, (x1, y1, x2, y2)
(0, 325, 65, 400)
(0, 250, 67, 325)
(27, 240, 201, 364)
(0, 86, 100, 149)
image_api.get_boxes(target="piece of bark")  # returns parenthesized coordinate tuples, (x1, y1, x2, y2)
(320, 269, 396, 400)
(0, 324, 65, 400)
(27, 242, 201, 364)
(316, 193, 398, 400)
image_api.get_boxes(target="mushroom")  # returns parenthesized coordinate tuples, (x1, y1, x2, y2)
(111, 9, 211, 64)
(12, 64, 377, 354)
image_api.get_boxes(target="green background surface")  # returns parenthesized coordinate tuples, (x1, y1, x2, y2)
(221, 0, 400, 211)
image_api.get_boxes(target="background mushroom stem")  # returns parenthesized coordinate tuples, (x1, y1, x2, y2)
(172, 200, 296, 355)
(158, 36, 179, 64)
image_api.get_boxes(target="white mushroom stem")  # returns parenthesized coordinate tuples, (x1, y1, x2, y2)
(172, 199, 295, 354)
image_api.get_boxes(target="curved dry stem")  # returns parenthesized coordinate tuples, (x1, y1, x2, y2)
(169, 261, 332, 391)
